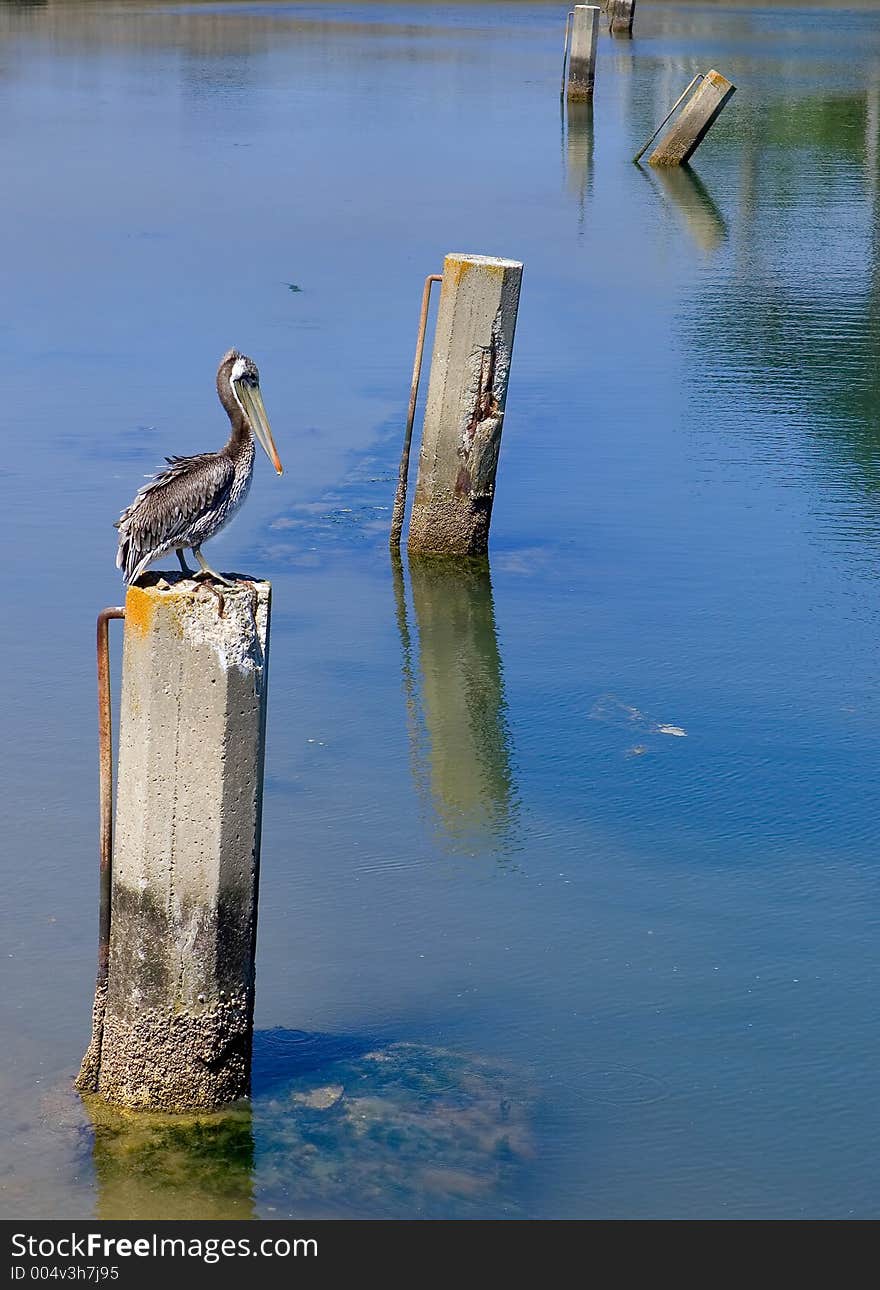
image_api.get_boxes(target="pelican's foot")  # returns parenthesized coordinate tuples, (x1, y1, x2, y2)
(192, 567, 235, 588)
(192, 547, 235, 588)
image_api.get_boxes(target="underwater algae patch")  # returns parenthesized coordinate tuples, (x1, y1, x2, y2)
(71, 1042, 534, 1219)
(256, 1042, 535, 1218)
(82, 1097, 256, 1221)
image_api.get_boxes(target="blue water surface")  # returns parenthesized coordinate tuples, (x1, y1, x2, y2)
(1, 0, 879, 1219)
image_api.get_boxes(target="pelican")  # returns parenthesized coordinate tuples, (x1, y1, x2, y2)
(116, 349, 283, 586)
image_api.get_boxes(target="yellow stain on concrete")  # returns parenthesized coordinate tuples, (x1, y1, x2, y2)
(444, 255, 513, 286)
(706, 69, 734, 91)
(124, 585, 155, 638)
(126, 582, 210, 640)
(443, 256, 468, 288)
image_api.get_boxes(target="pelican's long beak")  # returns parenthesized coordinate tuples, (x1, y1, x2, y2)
(237, 380, 283, 475)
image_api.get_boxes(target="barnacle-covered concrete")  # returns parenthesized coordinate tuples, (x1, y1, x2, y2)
(77, 575, 271, 1110)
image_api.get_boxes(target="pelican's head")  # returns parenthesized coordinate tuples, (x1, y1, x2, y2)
(226, 350, 283, 475)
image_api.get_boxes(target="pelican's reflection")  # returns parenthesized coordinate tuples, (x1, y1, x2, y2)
(83, 1096, 255, 1220)
(393, 555, 517, 851)
(643, 163, 727, 253)
(563, 98, 594, 225)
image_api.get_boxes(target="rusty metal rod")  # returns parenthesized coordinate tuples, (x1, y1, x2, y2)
(97, 606, 125, 986)
(389, 272, 443, 552)
(560, 10, 574, 99)
(633, 73, 704, 163)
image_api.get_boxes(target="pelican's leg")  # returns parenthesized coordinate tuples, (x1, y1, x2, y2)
(192, 547, 235, 588)
(176, 548, 195, 575)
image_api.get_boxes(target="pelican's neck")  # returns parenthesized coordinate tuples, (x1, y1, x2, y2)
(217, 358, 253, 459)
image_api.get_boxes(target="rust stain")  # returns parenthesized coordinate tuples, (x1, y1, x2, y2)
(461, 332, 500, 460)
(124, 585, 155, 637)
(455, 464, 472, 496)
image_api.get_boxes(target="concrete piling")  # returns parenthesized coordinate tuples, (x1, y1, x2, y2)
(407, 253, 523, 558)
(648, 69, 736, 166)
(566, 6, 600, 101)
(77, 574, 271, 1111)
(607, 0, 636, 37)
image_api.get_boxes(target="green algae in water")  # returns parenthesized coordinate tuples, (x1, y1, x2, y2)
(77, 1043, 533, 1220)
(256, 1043, 534, 1219)
(83, 1098, 255, 1220)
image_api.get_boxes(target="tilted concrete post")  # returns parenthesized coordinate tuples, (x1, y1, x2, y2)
(77, 576, 271, 1111)
(567, 6, 600, 101)
(407, 254, 523, 558)
(648, 70, 736, 166)
(608, 0, 636, 37)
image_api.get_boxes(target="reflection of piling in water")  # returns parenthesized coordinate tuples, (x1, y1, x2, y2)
(407, 254, 522, 558)
(565, 98, 595, 210)
(391, 553, 432, 807)
(77, 577, 271, 1112)
(84, 1097, 255, 1220)
(648, 164, 727, 252)
(402, 557, 516, 847)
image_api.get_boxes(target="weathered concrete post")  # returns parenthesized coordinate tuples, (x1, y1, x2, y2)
(77, 575, 271, 1111)
(607, 0, 635, 37)
(648, 70, 736, 166)
(407, 254, 523, 558)
(567, 6, 600, 101)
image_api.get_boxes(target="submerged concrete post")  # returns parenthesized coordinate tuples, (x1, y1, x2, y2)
(77, 576, 271, 1111)
(648, 70, 736, 166)
(407, 254, 523, 558)
(567, 6, 600, 101)
(607, 0, 635, 37)
(84, 1099, 255, 1219)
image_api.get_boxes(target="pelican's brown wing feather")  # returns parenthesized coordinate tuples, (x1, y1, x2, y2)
(116, 451, 235, 584)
